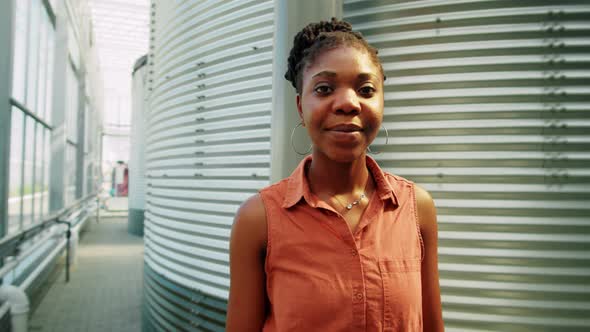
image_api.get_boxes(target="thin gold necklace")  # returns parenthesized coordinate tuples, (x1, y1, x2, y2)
(332, 180, 369, 211)
(333, 192, 366, 210)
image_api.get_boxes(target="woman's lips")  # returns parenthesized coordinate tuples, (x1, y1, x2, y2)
(325, 124, 363, 143)
(327, 123, 363, 132)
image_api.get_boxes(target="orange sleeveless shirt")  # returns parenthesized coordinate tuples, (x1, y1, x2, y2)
(259, 156, 424, 331)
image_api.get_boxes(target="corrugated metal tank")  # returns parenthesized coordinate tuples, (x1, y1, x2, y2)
(143, 1, 590, 331)
(143, 0, 274, 330)
(344, 1, 590, 331)
(129, 55, 148, 236)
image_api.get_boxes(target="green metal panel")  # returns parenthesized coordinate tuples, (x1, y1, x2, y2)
(143, 262, 227, 332)
(128, 208, 145, 236)
(344, 1, 590, 331)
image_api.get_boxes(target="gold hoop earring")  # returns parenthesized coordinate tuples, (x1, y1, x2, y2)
(291, 122, 312, 155)
(367, 125, 389, 155)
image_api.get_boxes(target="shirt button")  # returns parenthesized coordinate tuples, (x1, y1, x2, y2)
(350, 249, 357, 256)
(355, 293, 363, 301)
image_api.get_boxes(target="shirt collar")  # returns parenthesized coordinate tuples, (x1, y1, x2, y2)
(282, 155, 399, 209)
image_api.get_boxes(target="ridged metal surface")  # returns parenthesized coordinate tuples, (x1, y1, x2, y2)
(344, 1, 590, 331)
(130, 56, 148, 210)
(144, 0, 273, 330)
(143, 262, 226, 331)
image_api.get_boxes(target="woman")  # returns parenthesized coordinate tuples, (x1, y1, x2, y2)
(226, 18, 444, 332)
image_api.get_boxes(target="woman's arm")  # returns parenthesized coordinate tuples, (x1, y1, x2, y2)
(226, 194, 268, 332)
(416, 185, 445, 331)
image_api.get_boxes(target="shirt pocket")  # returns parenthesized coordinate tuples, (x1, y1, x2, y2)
(378, 259, 423, 332)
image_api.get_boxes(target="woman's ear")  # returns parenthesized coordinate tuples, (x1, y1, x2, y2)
(296, 94, 304, 126)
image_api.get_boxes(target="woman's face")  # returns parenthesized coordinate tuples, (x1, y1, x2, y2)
(297, 46, 384, 163)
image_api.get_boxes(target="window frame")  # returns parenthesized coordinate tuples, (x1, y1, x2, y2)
(6, 0, 57, 235)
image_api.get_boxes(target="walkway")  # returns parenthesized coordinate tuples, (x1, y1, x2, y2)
(29, 212, 144, 332)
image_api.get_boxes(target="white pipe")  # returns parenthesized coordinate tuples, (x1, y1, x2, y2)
(19, 213, 89, 290)
(0, 206, 90, 332)
(19, 239, 66, 291)
(0, 285, 29, 332)
(0, 226, 60, 279)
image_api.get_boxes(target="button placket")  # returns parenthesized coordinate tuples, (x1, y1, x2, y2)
(350, 257, 365, 329)
(352, 285, 365, 304)
(382, 274, 392, 331)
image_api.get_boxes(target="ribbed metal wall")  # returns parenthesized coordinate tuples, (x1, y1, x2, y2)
(344, 1, 590, 331)
(129, 55, 148, 236)
(144, 0, 274, 330)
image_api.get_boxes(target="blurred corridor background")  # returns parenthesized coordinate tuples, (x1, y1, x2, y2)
(0, 0, 589, 331)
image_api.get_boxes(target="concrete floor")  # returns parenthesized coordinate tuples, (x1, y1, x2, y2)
(29, 215, 144, 332)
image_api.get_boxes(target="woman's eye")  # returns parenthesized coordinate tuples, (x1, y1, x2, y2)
(314, 85, 333, 95)
(359, 86, 376, 96)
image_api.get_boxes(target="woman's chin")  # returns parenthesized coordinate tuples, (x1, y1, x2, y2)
(316, 146, 366, 163)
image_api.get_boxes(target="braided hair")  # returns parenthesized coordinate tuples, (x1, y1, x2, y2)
(285, 17, 385, 94)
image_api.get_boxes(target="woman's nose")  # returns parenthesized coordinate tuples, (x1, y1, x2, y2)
(334, 88, 360, 114)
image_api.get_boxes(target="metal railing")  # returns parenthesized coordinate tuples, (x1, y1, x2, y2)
(0, 192, 98, 283)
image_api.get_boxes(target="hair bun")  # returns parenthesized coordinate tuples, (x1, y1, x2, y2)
(284, 17, 384, 92)
(285, 18, 353, 87)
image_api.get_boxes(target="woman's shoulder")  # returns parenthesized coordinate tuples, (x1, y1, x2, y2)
(380, 171, 436, 229)
(236, 194, 266, 221)
(231, 175, 298, 253)
(235, 175, 294, 223)
(232, 194, 268, 251)
(382, 171, 432, 200)
(368, 156, 414, 188)
(256, 177, 296, 211)
(258, 177, 291, 196)
(380, 170, 434, 211)
(383, 171, 414, 185)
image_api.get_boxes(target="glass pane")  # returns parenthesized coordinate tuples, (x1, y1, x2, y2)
(42, 128, 50, 216)
(45, 25, 55, 124)
(84, 105, 90, 153)
(12, 0, 29, 102)
(65, 144, 77, 206)
(22, 117, 35, 228)
(26, 0, 41, 111)
(84, 108, 91, 195)
(86, 160, 92, 196)
(8, 108, 24, 235)
(66, 64, 78, 143)
(88, 109, 94, 154)
(48, 0, 56, 12)
(67, 22, 80, 71)
(34, 125, 44, 223)
(36, 12, 48, 120)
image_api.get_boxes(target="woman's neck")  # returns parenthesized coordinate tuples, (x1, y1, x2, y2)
(307, 151, 370, 196)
